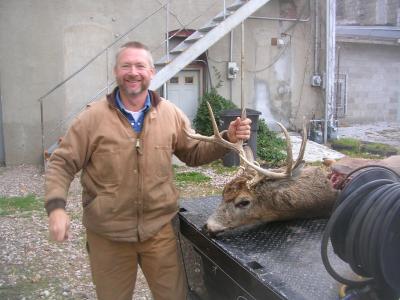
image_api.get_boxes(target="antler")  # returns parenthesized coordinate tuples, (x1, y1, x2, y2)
(185, 102, 307, 180)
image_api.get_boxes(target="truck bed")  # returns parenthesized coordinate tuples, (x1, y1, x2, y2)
(178, 196, 348, 300)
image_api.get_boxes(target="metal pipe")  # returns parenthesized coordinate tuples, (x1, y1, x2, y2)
(248, 16, 310, 22)
(166, 1, 170, 62)
(165, 1, 169, 99)
(324, 0, 336, 143)
(241, 22, 246, 119)
(229, 30, 234, 101)
(223, 0, 226, 19)
(40, 100, 45, 167)
(106, 48, 109, 93)
(313, 0, 319, 74)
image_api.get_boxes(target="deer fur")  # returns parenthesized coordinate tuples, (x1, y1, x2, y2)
(206, 155, 400, 234)
(206, 163, 338, 233)
(185, 101, 400, 234)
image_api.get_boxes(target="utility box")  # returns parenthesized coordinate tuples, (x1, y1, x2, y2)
(219, 108, 261, 167)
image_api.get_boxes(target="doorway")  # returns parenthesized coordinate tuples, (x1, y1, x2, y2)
(167, 69, 202, 122)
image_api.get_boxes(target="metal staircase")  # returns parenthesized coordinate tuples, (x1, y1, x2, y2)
(40, 0, 272, 161)
(150, 0, 271, 90)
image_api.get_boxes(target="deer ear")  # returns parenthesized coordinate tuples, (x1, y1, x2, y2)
(223, 178, 248, 202)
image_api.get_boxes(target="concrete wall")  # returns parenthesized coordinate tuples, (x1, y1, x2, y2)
(336, 0, 400, 125)
(209, 0, 324, 129)
(337, 43, 400, 124)
(0, 0, 322, 165)
(337, 0, 400, 25)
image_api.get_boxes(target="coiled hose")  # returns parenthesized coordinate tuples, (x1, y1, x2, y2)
(321, 165, 400, 299)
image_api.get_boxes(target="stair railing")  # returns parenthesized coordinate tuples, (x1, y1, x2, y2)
(39, 0, 232, 165)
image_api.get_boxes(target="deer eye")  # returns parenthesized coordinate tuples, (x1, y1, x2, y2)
(235, 200, 250, 208)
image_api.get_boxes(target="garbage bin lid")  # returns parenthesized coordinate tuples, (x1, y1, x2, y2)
(220, 108, 261, 117)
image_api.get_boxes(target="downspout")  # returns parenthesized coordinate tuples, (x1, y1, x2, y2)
(324, 0, 336, 143)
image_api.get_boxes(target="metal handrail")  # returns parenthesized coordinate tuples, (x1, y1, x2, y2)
(37, 3, 167, 104)
(39, 0, 232, 164)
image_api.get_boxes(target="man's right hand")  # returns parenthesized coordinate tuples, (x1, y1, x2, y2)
(48, 208, 70, 242)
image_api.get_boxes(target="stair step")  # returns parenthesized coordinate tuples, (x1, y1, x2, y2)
(150, 0, 272, 91)
(198, 22, 219, 33)
(184, 31, 204, 43)
(213, 11, 233, 22)
(169, 42, 189, 54)
(227, 0, 246, 11)
(154, 54, 177, 67)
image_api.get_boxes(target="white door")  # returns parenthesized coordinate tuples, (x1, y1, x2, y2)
(167, 70, 200, 122)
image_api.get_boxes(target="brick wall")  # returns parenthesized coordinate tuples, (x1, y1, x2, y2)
(338, 43, 400, 124)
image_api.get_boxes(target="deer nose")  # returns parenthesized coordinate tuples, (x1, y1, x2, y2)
(201, 224, 217, 238)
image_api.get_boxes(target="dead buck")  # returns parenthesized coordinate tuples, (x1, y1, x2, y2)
(186, 103, 399, 234)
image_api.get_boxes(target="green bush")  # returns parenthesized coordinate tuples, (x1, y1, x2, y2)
(193, 89, 237, 136)
(256, 119, 287, 166)
(193, 90, 286, 167)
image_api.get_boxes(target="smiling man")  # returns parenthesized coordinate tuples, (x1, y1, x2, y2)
(44, 41, 251, 300)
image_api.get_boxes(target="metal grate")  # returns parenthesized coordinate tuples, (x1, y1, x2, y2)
(179, 196, 350, 300)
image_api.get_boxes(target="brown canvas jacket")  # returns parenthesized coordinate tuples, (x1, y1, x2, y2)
(45, 88, 229, 242)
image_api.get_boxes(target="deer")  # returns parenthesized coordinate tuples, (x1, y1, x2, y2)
(186, 102, 400, 234)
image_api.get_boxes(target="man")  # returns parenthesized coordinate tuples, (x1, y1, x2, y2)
(45, 41, 251, 300)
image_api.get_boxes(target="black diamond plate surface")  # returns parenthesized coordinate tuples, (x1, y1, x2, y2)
(179, 196, 348, 300)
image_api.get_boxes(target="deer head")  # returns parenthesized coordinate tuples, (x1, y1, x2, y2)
(185, 102, 338, 234)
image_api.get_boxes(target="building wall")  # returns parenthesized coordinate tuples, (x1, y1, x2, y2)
(0, 0, 323, 165)
(336, 0, 400, 125)
(337, 43, 400, 124)
(336, 0, 400, 26)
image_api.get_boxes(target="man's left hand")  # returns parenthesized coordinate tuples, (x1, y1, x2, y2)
(227, 117, 252, 143)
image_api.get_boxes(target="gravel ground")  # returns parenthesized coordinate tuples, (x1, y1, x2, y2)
(338, 122, 400, 148)
(0, 164, 231, 300)
(0, 165, 153, 300)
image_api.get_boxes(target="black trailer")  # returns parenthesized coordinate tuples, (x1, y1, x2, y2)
(178, 196, 349, 300)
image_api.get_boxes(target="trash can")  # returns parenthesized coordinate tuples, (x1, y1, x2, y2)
(219, 108, 261, 167)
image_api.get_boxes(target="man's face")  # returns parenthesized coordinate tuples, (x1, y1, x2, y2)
(114, 48, 155, 98)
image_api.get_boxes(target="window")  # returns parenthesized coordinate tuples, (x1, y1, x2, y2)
(169, 77, 179, 84)
(185, 76, 194, 84)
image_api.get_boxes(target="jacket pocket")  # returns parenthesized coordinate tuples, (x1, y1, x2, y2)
(88, 149, 122, 183)
(152, 145, 173, 179)
(83, 196, 117, 222)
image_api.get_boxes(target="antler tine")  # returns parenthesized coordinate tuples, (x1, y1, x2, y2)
(206, 101, 223, 139)
(184, 101, 242, 154)
(276, 122, 293, 177)
(244, 121, 307, 180)
(292, 121, 307, 171)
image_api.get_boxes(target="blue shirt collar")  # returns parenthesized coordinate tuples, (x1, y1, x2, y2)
(115, 89, 151, 133)
(115, 89, 151, 113)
